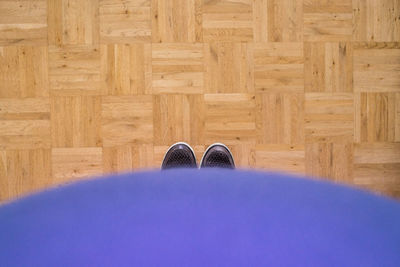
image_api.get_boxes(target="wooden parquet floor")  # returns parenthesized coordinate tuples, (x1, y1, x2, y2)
(0, 0, 400, 201)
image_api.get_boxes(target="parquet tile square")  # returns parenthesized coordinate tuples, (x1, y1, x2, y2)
(353, 44, 400, 92)
(0, 0, 47, 45)
(100, 0, 151, 43)
(303, 0, 353, 41)
(103, 144, 155, 173)
(256, 93, 304, 144)
(355, 92, 398, 142)
(354, 143, 400, 197)
(51, 96, 102, 147)
(0, 46, 49, 98)
(353, 0, 400, 41)
(102, 95, 153, 146)
(304, 42, 353, 92)
(253, 0, 303, 42)
(305, 142, 353, 183)
(52, 147, 103, 182)
(152, 0, 202, 42)
(152, 43, 204, 94)
(254, 43, 304, 93)
(202, 0, 253, 42)
(153, 94, 204, 145)
(252, 144, 305, 175)
(305, 93, 354, 143)
(0, 149, 51, 201)
(204, 93, 256, 145)
(48, 0, 99, 45)
(101, 43, 151, 95)
(204, 42, 253, 93)
(0, 98, 51, 149)
(49, 45, 102, 96)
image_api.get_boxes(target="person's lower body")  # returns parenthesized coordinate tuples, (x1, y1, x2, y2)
(161, 142, 235, 170)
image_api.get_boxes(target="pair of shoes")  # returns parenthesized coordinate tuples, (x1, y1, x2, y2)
(161, 142, 235, 170)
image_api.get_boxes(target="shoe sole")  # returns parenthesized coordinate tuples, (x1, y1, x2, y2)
(199, 143, 235, 168)
(162, 142, 197, 168)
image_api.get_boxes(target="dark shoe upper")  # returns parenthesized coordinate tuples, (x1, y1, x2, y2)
(162, 143, 197, 170)
(200, 144, 235, 169)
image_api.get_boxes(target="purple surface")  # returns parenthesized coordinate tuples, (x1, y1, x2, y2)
(1, 169, 400, 266)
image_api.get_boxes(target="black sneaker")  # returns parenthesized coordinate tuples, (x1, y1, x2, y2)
(161, 142, 197, 170)
(200, 143, 235, 169)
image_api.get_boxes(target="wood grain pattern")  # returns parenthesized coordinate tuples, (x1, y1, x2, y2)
(353, 0, 400, 42)
(304, 0, 353, 41)
(305, 93, 354, 142)
(256, 93, 304, 144)
(252, 144, 305, 174)
(52, 147, 102, 182)
(101, 43, 152, 95)
(152, 0, 202, 42)
(49, 45, 102, 95)
(205, 42, 253, 93)
(205, 93, 256, 145)
(1, 149, 51, 199)
(0, 98, 51, 149)
(202, 0, 253, 42)
(254, 42, 303, 93)
(153, 94, 204, 145)
(100, 0, 151, 43)
(0, 0, 399, 201)
(0, 46, 49, 98)
(304, 42, 353, 92)
(355, 92, 397, 142)
(152, 43, 204, 94)
(306, 142, 353, 183)
(51, 96, 102, 147)
(48, 0, 99, 45)
(103, 144, 155, 173)
(353, 46, 400, 92)
(354, 143, 400, 197)
(101, 95, 153, 146)
(0, 0, 47, 45)
(267, 0, 303, 42)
